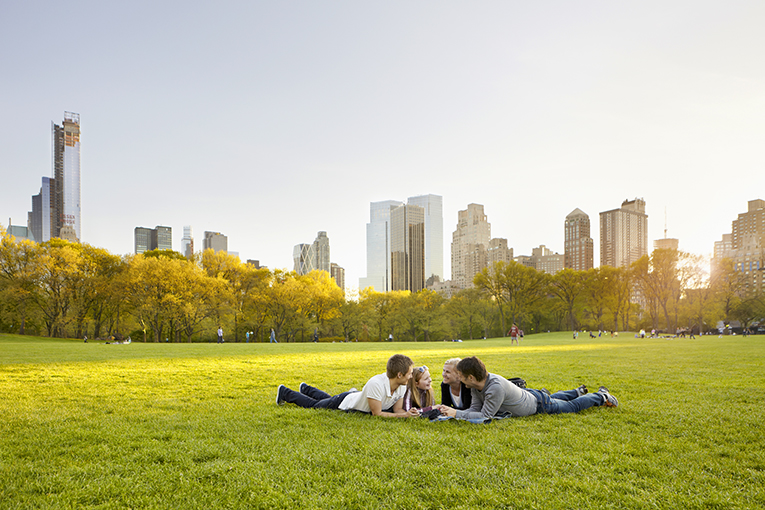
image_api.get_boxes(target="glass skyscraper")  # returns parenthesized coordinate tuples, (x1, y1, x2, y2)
(407, 194, 444, 282)
(360, 200, 403, 292)
(53, 112, 81, 241)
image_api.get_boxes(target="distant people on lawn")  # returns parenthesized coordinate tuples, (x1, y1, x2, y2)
(509, 323, 520, 345)
(436, 356, 618, 421)
(276, 354, 420, 418)
(402, 365, 436, 411)
(217, 326, 224, 343)
(440, 358, 472, 410)
(270, 328, 277, 343)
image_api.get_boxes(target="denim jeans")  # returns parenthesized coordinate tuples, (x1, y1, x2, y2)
(525, 388, 604, 415)
(282, 384, 352, 409)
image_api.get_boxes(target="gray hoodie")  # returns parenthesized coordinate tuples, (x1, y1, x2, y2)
(455, 373, 537, 420)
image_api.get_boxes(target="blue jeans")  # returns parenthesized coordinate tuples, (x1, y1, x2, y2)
(282, 384, 353, 409)
(525, 388, 605, 415)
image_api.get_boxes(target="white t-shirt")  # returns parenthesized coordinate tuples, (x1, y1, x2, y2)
(451, 386, 462, 408)
(339, 373, 406, 413)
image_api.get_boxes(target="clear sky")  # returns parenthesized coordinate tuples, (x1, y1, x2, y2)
(2, 1, 764, 292)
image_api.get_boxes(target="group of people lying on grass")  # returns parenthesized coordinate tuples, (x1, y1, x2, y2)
(276, 355, 618, 421)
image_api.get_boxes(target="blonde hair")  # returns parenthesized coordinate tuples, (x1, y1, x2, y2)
(406, 366, 435, 408)
(444, 358, 461, 368)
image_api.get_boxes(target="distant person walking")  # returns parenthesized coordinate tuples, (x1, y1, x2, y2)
(217, 326, 224, 343)
(313, 328, 319, 343)
(509, 323, 520, 346)
(270, 328, 278, 343)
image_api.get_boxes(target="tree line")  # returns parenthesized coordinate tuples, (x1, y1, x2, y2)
(1, 228, 763, 342)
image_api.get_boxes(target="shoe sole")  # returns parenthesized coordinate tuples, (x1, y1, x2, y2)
(276, 384, 286, 405)
(299, 382, 307, 394)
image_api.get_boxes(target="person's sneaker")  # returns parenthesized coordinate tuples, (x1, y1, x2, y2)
(576, 384, 588, 396)
(348, 388, 358, 393)
(276, 384, 287, 405)
(597, 386, 618, 407)
(299, 382, 308, 394)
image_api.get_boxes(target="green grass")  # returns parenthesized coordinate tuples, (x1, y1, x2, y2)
(1, 332, 764, 509)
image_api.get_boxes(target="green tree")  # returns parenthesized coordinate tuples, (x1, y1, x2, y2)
(447, 287, 487, 340)
(31, 239, 84, 338)
(474, 262, 508, 335)
(0, 236, 40, 335)
(548, 268, 585, 331)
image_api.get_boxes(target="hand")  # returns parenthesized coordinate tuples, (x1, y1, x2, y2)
(437, 405, 457, 418)
(406, 408, 420, 418)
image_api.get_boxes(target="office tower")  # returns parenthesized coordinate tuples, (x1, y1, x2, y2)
(390, 204, 425, 292)
(29, 177, 55, 242)
(451, 204, 491, 289)
(153, 226, 172, 251)
(293, 243, 314, 274)
(599, 198, 648, 268)
(407, 194, 444, 281)
(487, 238, 514, 267)
(531, 245, 564, 275)
(360, 200, 403, 292)
(314, 231, 330, 273)
(134, 227, 152, 254)
(293, 231, 331, 276)
(564, 208, 594, 271)
(203, 231, 228, 253)
(134, 225, 172, 254)
(331, 263, 345, 291)
(654, 238, 679, 251)
(725, 199, 765, 295)
(181, 226, 194, 258)
(52, 112, 81, 242)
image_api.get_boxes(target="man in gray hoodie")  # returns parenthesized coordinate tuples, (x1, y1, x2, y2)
(437, 356, 618, 420)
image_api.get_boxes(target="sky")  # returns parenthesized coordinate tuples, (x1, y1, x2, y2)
(2, 1, 764, 292)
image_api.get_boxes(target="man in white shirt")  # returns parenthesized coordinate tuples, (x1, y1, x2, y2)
(276, 354, 419, 418)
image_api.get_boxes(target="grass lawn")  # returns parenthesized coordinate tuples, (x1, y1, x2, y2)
(1, 332, 764, 509)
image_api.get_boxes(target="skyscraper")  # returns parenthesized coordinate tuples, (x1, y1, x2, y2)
(293, 231, 331, 275)
(599, 198, 648, 268)
(134, 227, 152, 254)
(360, 200, 403, 292)
(203, 231, 228, 253)
(564, 208, 594, 271)
(181, 226, 194, 259)
(723, 199, 765, 295)
(331, 263, 345, 292)
(28, 113, 80, 243)
(487, 238, 513, 267)
(134, 225, 172, 254)
(52, 112, 81, 242)
(390, 204, 425, 292)
(29, 177, 54, 243)
(451, 204, 491, 289)
(407, 194, 444, 281)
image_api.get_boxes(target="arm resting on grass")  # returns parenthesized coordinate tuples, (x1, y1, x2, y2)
(368, 397, 417, 418)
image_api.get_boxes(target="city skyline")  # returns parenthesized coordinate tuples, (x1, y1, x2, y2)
(2, 3, 764, 291)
